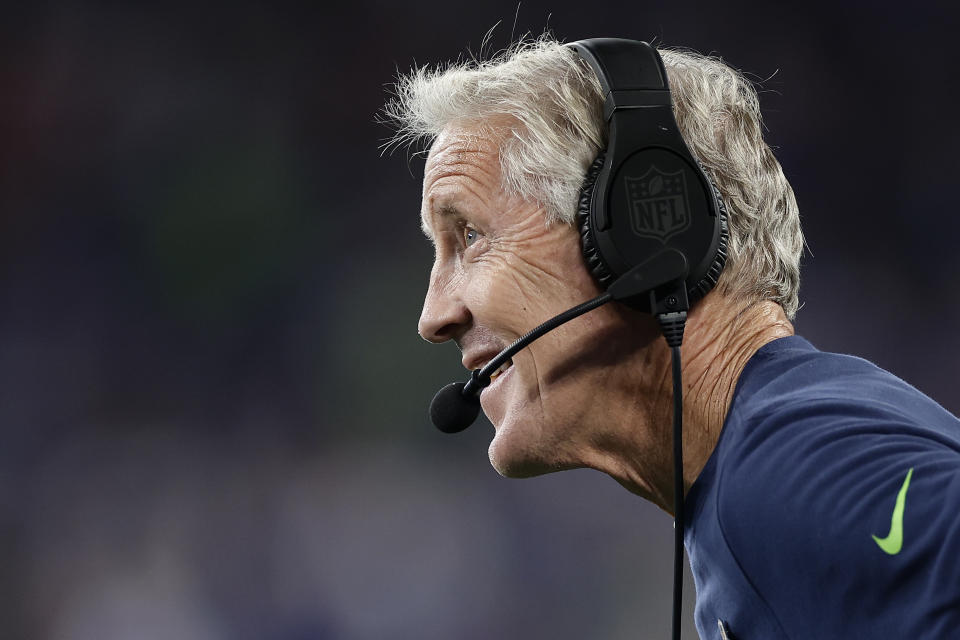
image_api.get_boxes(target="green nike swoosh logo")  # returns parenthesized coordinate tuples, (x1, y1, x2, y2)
(871, 467, 914, 555)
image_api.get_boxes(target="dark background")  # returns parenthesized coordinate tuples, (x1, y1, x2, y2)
(2, 2, 957, 639)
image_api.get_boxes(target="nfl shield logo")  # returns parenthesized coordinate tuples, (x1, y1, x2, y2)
(625, 167, 691, 243)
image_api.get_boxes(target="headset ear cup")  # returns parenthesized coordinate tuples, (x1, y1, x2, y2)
(578, 153, 616, 288)
(580, 153, 730, 302)
(687, 179, 729, 303)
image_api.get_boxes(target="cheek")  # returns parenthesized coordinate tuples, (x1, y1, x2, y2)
(461, 261, 540, 332)
(464, 226, 604, 337)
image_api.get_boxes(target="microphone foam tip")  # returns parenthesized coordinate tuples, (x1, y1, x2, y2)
(430, 382, 481, 433)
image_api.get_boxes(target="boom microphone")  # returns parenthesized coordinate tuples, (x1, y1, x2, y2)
(429, 293, 613, 432)
(428, 249, 690, 433)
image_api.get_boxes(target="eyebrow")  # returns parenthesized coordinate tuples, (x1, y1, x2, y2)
(421, 202, 466, 242)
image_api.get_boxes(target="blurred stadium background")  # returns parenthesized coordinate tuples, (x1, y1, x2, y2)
(1, 2, 957, 638)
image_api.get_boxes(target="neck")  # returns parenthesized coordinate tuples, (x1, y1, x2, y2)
(586, 294, 794, 514)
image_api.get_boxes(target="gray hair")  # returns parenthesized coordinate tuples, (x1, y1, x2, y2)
(383, 35, 804, 318)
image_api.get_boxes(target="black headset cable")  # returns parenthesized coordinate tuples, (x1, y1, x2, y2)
(658, 311, 687, 640)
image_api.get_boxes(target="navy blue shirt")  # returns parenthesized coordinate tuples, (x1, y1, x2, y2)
(685, 336, 960, 639)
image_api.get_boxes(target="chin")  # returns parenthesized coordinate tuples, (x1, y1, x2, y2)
(486, 418, 578, 479)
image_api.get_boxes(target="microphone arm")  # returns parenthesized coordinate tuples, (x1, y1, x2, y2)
(463, 292, 613, 395)
(428, 292, 613, 434)
(429, 248, 690, 433)
(462, 247, 690, 397)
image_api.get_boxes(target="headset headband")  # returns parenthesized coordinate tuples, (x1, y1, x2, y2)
(566, 38, 728, 314)
(568, 39, 671, 120)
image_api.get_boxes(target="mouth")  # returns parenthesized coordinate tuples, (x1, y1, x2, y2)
(477, 357, 516, 427)
(487, 358, 513, 383)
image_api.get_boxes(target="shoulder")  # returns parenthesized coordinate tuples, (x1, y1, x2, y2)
(711, 336, 960, 637)
(722, 336, 960, 462)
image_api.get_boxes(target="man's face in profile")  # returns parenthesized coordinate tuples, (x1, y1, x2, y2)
(418, 123, 656, 477)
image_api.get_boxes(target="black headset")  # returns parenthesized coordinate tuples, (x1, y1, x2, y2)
(568, 38, 728, 316)
(430, 39, 730, 640)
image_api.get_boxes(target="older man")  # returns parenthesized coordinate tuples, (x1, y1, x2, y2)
(386, 36, 960, 639)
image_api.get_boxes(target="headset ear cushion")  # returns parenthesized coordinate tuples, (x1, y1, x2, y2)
(578, 153, 616, 288)
(687, 178, 729, 303)
(579, 153, 730, 302)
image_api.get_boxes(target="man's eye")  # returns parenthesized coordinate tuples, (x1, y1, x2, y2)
(462, 225, 479, 247)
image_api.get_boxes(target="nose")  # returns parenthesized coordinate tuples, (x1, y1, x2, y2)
(418, 266, 471, 344)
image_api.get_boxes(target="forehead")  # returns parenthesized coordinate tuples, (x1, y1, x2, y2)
(420, 124, 504, 238)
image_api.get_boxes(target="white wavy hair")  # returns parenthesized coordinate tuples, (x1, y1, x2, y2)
(383, 35, 804, 318)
